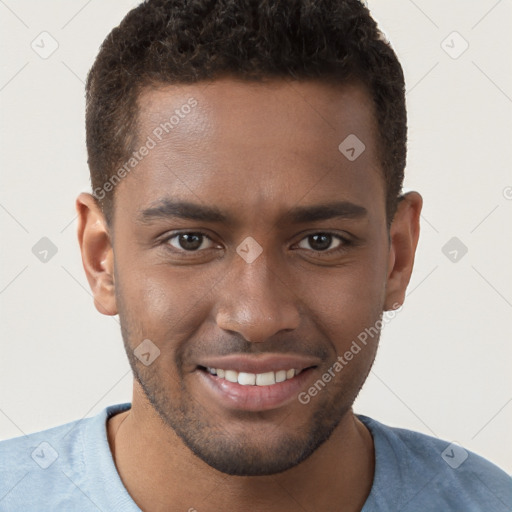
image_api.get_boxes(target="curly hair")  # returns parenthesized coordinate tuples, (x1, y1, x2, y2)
(86, 0, 406, 226)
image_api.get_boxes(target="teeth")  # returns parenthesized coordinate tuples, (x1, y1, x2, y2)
(238, 372, 256, 386)
(275, 370, 287, 383)
(224, 370, 238, 383)
(256, 371, 275, 386)
(205, 367, 301, 386)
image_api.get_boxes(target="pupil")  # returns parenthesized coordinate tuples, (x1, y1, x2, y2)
(310, 234, 331, 251)
(180, 233, 202, 250)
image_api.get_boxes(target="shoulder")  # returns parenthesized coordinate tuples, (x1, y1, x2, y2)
(358, 414, 512, 512)
(0, 403, 132, 511)
(0, 414, 87, 509)
(0, 412, 89, 473)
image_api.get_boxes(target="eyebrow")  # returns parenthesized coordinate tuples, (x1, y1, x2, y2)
(138, 200, 228, 224)
(285, 202, 367, 223)
(137, 199, 367, 225)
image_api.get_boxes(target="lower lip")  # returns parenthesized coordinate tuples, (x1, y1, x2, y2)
(196, 368, 315, 412)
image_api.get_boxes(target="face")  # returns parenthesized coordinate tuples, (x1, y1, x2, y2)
(80, 77, 418, 477)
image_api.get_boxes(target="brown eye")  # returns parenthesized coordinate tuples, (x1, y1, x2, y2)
(297, 233, 342, 252)
(167, 233, 214, 251)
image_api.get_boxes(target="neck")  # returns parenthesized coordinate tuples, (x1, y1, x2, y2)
(108, 388, 375, 512)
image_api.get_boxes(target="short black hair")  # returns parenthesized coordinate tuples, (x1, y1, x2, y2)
(86, 0, 406, 226)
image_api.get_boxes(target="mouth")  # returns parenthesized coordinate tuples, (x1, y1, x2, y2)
(195, 356, 319, 412)
(198, 366, 307, 386)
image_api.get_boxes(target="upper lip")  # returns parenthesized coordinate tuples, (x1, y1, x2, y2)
(196, 354, 320, 374)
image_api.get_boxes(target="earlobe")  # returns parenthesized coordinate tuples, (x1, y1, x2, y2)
(76, 192, 117, 316)
(384, 191, 423, 310)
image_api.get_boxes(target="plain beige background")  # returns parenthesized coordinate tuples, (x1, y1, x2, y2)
(1, 0, 511, 473)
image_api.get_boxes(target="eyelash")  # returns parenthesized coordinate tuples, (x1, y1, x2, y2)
(161, 231, 353, 256)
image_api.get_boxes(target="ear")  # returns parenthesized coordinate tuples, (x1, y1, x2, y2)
(76, 192, 117, 316)
(384, 191, 423, 310)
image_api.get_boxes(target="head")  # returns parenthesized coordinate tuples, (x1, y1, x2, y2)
(77, 0, 422, 476)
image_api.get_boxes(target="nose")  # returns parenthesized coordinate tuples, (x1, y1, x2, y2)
(215, 250, 301, 343)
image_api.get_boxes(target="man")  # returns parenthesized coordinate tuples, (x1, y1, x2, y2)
(1, 0, 510, 510)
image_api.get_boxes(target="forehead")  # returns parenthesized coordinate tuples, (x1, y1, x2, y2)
(117, 77, 384, 223)
(137, 77, 378, 152)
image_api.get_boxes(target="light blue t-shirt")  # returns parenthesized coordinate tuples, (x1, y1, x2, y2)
(0, 402, 511, 511)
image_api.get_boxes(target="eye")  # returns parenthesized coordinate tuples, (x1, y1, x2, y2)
(296, 233, 347, 252)
(166, 232, 215, 252)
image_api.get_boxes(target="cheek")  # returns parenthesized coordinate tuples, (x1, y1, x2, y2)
(301, 253, 388, 355)
(116, 260, 216, 346)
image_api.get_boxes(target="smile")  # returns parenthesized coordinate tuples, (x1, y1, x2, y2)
(203, 367, 303, 386)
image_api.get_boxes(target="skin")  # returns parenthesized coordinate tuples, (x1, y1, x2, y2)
(76, 77, 422, 512)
